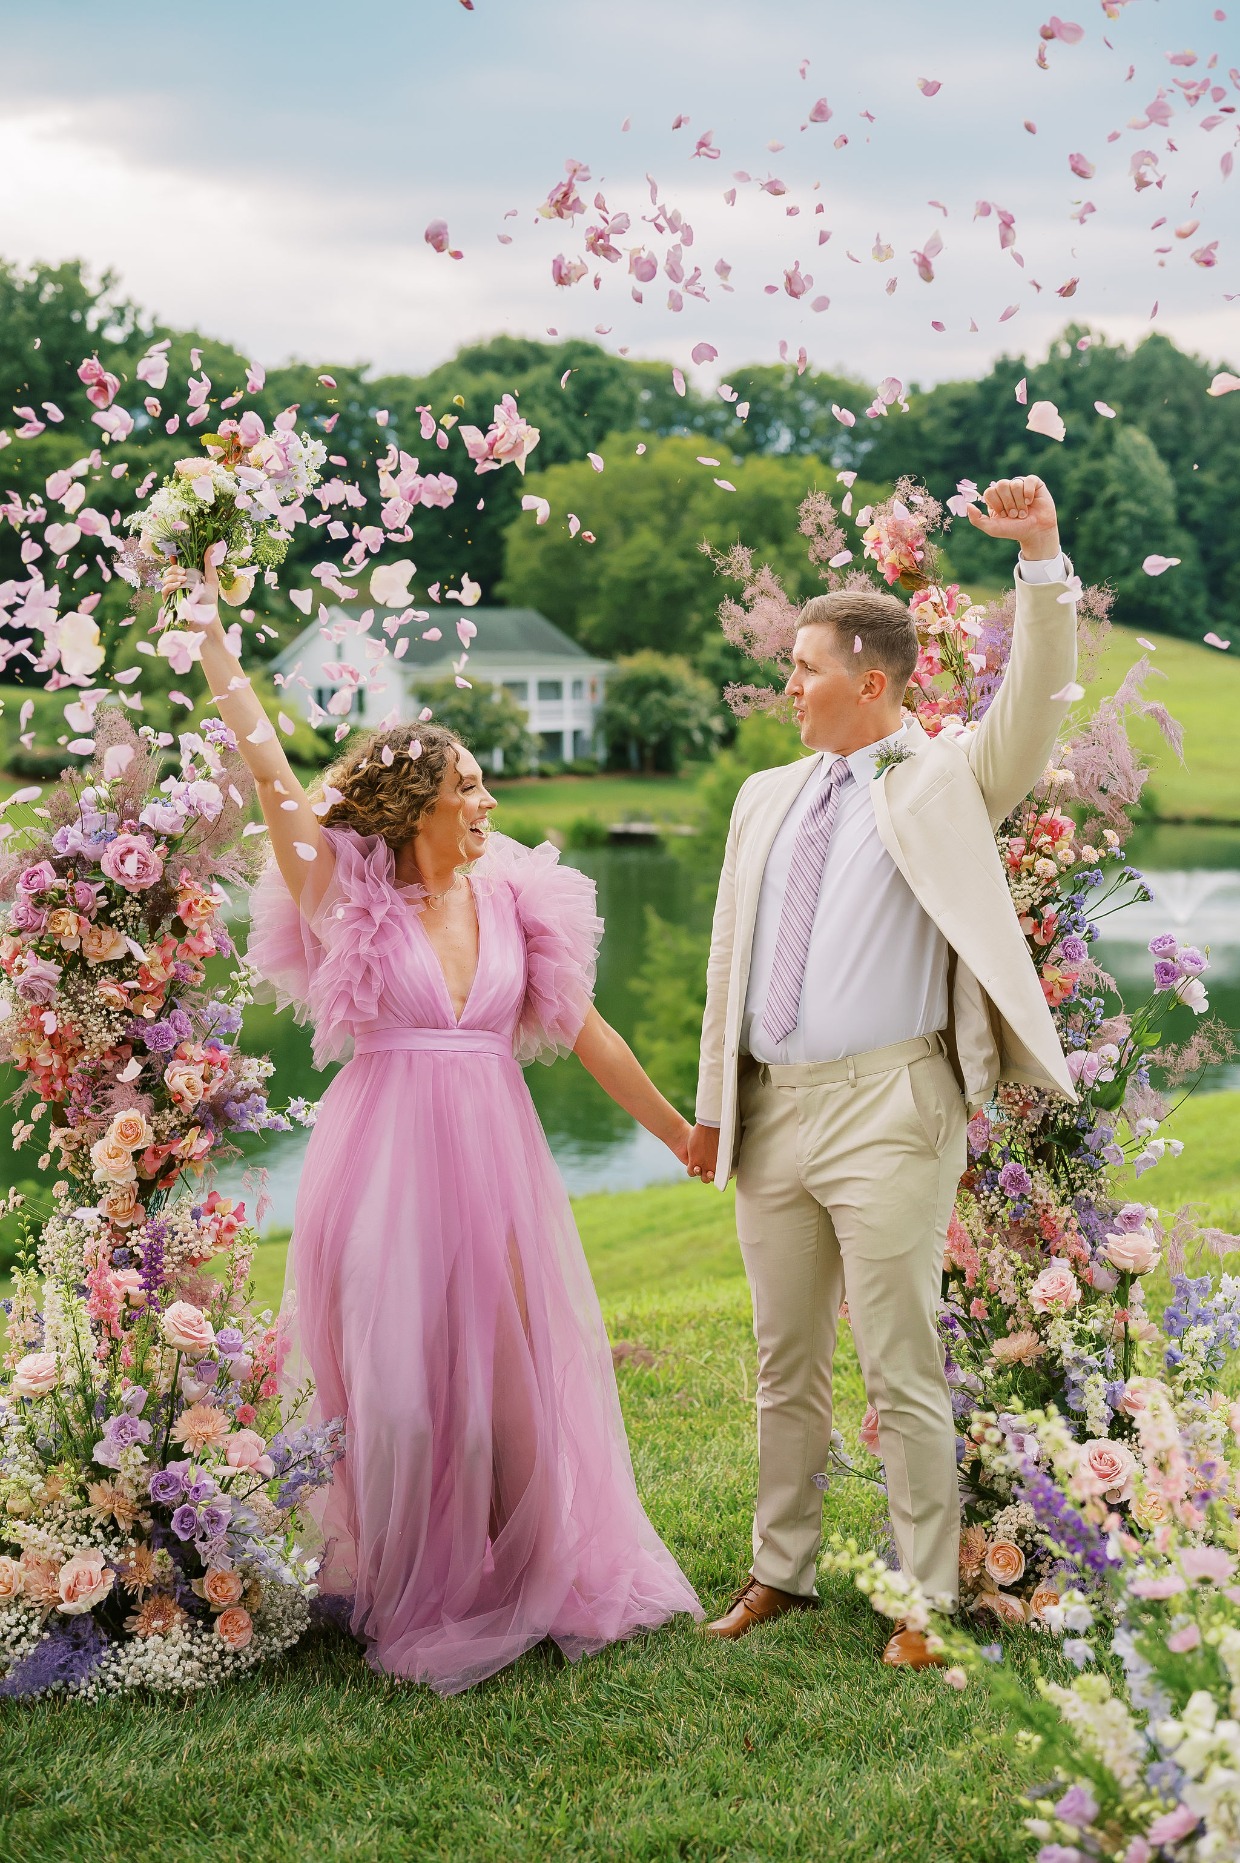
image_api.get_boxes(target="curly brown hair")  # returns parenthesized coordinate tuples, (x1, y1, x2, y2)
(317, 723, 464, 851)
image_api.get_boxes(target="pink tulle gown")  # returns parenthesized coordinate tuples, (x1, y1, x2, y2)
(246, 825, 701, 1693)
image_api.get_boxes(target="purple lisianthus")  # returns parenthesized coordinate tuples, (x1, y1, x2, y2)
(1113, 1202, 1148, 1233)
(183, 1475, 216, 1505)
(51, 808, 117, 856)
(138, 801, 188, 837)
(92, 1412, 153, 1470)
(1153, 958, 1183, 992)
(198, 1501, 232, 1538)
(149, 1465, 187, 1504)
(215, 1327, 245, 1357)
(166, 1005, 193, 1041)
(1148, 933, 1179, 957)
(1054, 1784, 1098, 1828)
(119, 1383, 149, 1415)
(170, 1504, 199, 1540)
(998, 1161, 1032, 1198)
(1058, 935, 1088, 965)
(1178, 945, 1208, 975)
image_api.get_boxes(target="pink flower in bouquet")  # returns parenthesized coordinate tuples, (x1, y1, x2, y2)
(215, 1605, 254, 1650)
(90, 1131, 139, 1185)
(12, 953, 62, 1003)
(1028, 1584, 1062, 1621)
(9, 897, 48, 934)
(110, 1268, 147, 1307)
(16, 860, 57, 896)
(1180, 1545, 1234, 1584)
(973, 1590, 1026, 1625)
(161, 1301, 215, 1354)
(173, 1403, 230, 1453)
(858, 1404, 881, 1455)
(1075, 1438, 1137, 1502)
(984, 1540, 1026, 1587)
(1166, 1623, 1202, 1654)
(0, 1556, 25, 1600)
(1148, 1804, 1204, 1846)
(1130, 1572, 1187, 1599)
(201, 1567, 245, 1609)
(57, 1549, 115, 1615)
(861, 501, 926, 586)
(1029, 1259, 1081, 1314)
(1039, 962, 1080, 1008)
(163, 1058, 208, 1110)
(102, 1183, 142, 1228)
(139, 801, 188, 837)
(100, 833, 164, 892)
(1103, 1227, 1160, 1275)
(109, 1108, 152, 1152)
(12, 1351, 58, 1398)
(224, 1428, 276, 1477)
(175, 876, 223, 928)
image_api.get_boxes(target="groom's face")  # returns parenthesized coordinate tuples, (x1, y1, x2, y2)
(787, 623, 885, 751)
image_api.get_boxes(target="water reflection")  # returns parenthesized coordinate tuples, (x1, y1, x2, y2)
(203, 829, 1240, 1228)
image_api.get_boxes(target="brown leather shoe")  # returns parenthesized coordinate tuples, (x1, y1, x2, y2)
(881, 1621, 945, 1669)
(702, 1578, 818, 1640)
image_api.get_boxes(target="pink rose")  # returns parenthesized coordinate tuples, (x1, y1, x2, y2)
(214, 1605, 254, 1650)
(57, 1549, 115, 1615)
(163, 1059, 207, 1110)
(0, 1555, 25, 1600)
(1148, 1804, 1203, 1846)
(1029, 1258, 1081, 1314)
(12, 1350, 58, 1398)
(111, 1268, 146, 1307)
(161, 1301, 215, 1354)
(100, 832, 164, 892)
(1076, 1438, 1137, 1502)
(223, 1428, 275, 1477)
(1166, 1625, 1202, 1656)
(16, 861, 57, 896)
(1103, 1227, 1160, 1275)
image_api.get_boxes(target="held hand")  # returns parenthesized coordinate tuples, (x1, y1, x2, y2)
(966, 475, 1060, 560)
(160, 558, 222, 631)
(687, 1122, 720, 1186)
(667, 1117, 692, 1170)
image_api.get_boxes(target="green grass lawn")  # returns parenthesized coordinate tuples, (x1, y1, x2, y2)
(489, 770, 702, 839)
(5, 1099, 1239, 1863)
(1088, 624, 1240, 823)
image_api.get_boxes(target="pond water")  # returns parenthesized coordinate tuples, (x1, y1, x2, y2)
(215, 824, 1240, 1233)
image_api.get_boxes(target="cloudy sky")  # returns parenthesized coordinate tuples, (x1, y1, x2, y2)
(1, 0, 1235, 388)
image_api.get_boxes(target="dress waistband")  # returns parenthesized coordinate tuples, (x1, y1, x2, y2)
(351, 1028, 515, 1059)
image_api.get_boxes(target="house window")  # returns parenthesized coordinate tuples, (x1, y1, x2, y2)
(537, 679, 563, 702)
(573, 729, 594, 759)
(539, 731, 564, 761)
(314, 686, 363, 716)
(571, 678, 585, 701)
(503, 680, 528, 704)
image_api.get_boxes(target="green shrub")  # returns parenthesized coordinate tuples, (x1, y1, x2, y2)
(564, 814, 611, 849)
(493, 814, 547, 848)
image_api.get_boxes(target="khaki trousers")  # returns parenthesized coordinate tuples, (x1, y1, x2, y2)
(734, 1032, 967, 1607)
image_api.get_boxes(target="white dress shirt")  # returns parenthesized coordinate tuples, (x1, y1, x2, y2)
(738, 553, 1066, 1069)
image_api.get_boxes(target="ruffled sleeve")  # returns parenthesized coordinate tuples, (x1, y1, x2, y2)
(477, 833, 603, 1067)
(245, 826, 408, 1069)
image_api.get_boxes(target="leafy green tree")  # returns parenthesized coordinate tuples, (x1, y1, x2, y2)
(597, 651, 722, 773)
(1069, 426, 1207, 636)
(498, 435, 846, 666)
(411, 677, 537, 774)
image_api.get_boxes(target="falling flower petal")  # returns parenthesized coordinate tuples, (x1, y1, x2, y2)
(1068, 152, 1096, 179)
(714, 479, 736, 492)
(1204, 632, 1231, 649)
(1051, 681, 1085, 701)
(691, 342, 718, 364)
(587, 452, 605, 472)
(1026, 399, 1066, 441)
(370, 561, 416, 607)
(293, 842, 318, 862)
(1094, 401, 1117, 417)
(1015, 377, 1028, 405)
(1142, 554, 1181, 575)
(917, 78, 942, 96)
(1207, 372, 1240, 395)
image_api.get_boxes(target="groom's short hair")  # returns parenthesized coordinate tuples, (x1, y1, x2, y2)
(798, 589, 919, 691)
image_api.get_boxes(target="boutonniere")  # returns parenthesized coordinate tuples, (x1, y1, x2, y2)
(873, 742, 915, 778)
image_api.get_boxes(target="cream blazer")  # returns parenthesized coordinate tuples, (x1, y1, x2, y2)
(695, 569, 1079, 1185)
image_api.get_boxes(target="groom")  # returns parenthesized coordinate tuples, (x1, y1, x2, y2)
(687, 474, 1078, 1665)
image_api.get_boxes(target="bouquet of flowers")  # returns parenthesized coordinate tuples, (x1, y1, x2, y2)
(0, 713, 338, 1698)
(114, 411, 327, 657)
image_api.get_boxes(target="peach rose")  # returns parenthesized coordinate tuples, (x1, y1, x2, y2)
(13, 1350, 58, 1398)
(0, 1555, 25, 1600)
(984, 1540, 1026, 1587)
(215, 1605, 254, 1650)
(1076, 1438, 1137, 1503)
(57, 1549, 115, 1615)
(858, 1403, 882, 1456)
(1103, 1227, 1160, 1276)
(161, 1301, 215, 1354)
(109, 1108, 152, 1152)
(201, 1567, 245, 1609)
(45, 908, 83, 950)
(991, 1329, 1045, 1365)
(80, 919, 127, 964)
(1130, 1491, 1170, 1529)
(1028, 1585, 1062, 1622)
(102, 1183, 143, 1228)
(90, 1132, 138, 1185)
(973, 1590, 1027, 1626)
(1029, 1258, 1081, 1314)
(96, 980, 131, 1011)
(163, 1060, 207, 1109)
(223, 1428, 275, 1477)
(1120, 1382, 1154, 1417)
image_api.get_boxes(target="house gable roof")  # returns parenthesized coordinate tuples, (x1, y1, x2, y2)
(272, 605, 608, 676)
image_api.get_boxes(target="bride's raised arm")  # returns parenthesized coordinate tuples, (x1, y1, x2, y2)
(161, 558, 330, 908)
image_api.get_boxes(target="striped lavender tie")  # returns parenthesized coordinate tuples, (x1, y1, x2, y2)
(760, 756, 854, 1046)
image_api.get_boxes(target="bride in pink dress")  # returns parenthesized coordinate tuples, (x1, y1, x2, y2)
(167, 561, 702, 1693)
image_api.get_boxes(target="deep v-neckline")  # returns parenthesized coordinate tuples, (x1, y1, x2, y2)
(404, 874, 483, 1027)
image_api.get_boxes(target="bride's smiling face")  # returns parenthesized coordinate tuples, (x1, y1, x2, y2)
(417, 745, 497, 865)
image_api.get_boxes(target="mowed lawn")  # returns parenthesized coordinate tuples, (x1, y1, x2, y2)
(1087, 623, 1240, 823)
(4, 1097, 1239, 1863)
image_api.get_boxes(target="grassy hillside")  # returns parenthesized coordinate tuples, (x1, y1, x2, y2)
(1087, 624, 1240, 823)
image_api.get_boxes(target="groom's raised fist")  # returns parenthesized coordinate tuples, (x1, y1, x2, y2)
(966, 475, 1060, 560)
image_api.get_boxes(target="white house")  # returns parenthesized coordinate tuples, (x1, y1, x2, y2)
(270, 604, 612, 770)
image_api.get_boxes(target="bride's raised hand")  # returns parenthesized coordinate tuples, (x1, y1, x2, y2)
(160, 558, 225, 637)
